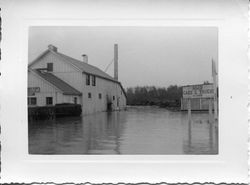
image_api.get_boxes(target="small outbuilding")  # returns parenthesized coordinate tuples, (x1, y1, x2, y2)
(28, 68, 82, 107)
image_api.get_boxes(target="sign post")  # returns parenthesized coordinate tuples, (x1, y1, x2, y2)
(188, 98, 191, 123)
(212, 59, 218, 120)
(208, 98, 213, 123)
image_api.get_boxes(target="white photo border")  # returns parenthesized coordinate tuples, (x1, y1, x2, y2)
(1, 0, 248, 183)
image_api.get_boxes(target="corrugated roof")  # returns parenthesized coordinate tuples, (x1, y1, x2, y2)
(54, 52, 116, 82)
(34, 69, 82, 96)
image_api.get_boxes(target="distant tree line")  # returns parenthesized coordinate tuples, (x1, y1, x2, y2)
(126, 85, 182, 109)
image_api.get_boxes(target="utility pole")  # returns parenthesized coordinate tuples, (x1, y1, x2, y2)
(114, 44, 118, 80)
(212, 59, 218, 120)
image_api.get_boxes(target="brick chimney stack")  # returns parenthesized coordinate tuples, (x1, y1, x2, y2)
(82, 54, 88, 63)
(48, 44, 57, 52)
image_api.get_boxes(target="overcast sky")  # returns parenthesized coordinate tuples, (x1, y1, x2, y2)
(29, 26, 218, 88)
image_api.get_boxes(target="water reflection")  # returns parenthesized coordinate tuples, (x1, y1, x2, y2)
(29, 106, 218, 154)
(81, 111, 127, 154)
(182, 112, 218, 154)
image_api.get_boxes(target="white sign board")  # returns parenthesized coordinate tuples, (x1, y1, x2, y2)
(183, 84, 214, 98)
(28, 87, 40, 96)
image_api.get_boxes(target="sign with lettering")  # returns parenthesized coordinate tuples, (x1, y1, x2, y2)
(28, 87, 40, 96)
(183, 84, 214, 98)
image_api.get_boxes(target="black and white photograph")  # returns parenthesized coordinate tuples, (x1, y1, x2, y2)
(28, 26, 218, 155)
(1, 0, 248, 183)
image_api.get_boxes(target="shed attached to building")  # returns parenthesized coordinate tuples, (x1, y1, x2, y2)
(28, 44, 127, 115)
(28, 68, 82, 107)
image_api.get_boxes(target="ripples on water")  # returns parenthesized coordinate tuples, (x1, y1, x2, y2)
(28, 106, 218, 155)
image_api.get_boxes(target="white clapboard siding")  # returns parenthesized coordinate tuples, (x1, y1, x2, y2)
(81, 74, 126, 115)
(29, 49, 126, 115)
(28, 71, 82, 106)
(28, 71, 61, 106)
(28, 71, 59, 94)
(30, 52, 84, 91)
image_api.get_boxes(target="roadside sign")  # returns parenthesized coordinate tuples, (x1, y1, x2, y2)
(183, 84, 214, 98)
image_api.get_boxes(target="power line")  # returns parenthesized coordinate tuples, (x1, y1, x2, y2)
(104, 58, 114, 72)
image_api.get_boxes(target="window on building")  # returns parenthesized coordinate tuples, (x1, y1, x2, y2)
(99, 93, 102, 99)
(113, 96, 115, 100)
(31, 97, 37, 105)
(92, 75, 96, 86)
(46, 97, 53, 105)
(74, 97, 77, 104)
(117, 97, 119, 107)
(47, 63, 53, 72)
(28, 97, 37, 105)
(88, 93, 92, 98)
(86, 74, 90, 85)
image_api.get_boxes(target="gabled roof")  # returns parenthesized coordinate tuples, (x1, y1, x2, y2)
(31, 69, 82, 96)
(29, 47, 115, 82)
(28, 45, 126, 98)
(54, 52, 116, 82)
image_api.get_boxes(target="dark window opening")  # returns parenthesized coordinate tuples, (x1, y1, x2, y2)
(46, 97, 53, 105)
(74, 97, 77, 104)
(47, 63, 53, 72)
(92, 75, 96, 86)
(99, 93, 102, 99)
(86, 74, 90, 85)
(28, 97, 37, 105)
(88, 93, 92, 98)
(113, 96, 115, 100)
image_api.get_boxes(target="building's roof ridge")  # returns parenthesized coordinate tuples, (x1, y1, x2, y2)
(29, 45, 127, 98)
(52, 49, 127, 98)
(28, 49, 50, 67)
(31, 69, 82, 96)
(53, 51, 116, 81)
(57, 52, 107, 73)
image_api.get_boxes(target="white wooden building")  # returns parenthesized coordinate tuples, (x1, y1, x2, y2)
(28, 44, 127, 115)
(28, 68, 82, 107)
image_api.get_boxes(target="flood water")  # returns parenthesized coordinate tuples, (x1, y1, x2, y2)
(29, 106, 218, 154)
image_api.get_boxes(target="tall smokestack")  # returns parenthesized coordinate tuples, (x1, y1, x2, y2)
(114, 44, 118, 80)
(82, 54, 88, 63)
